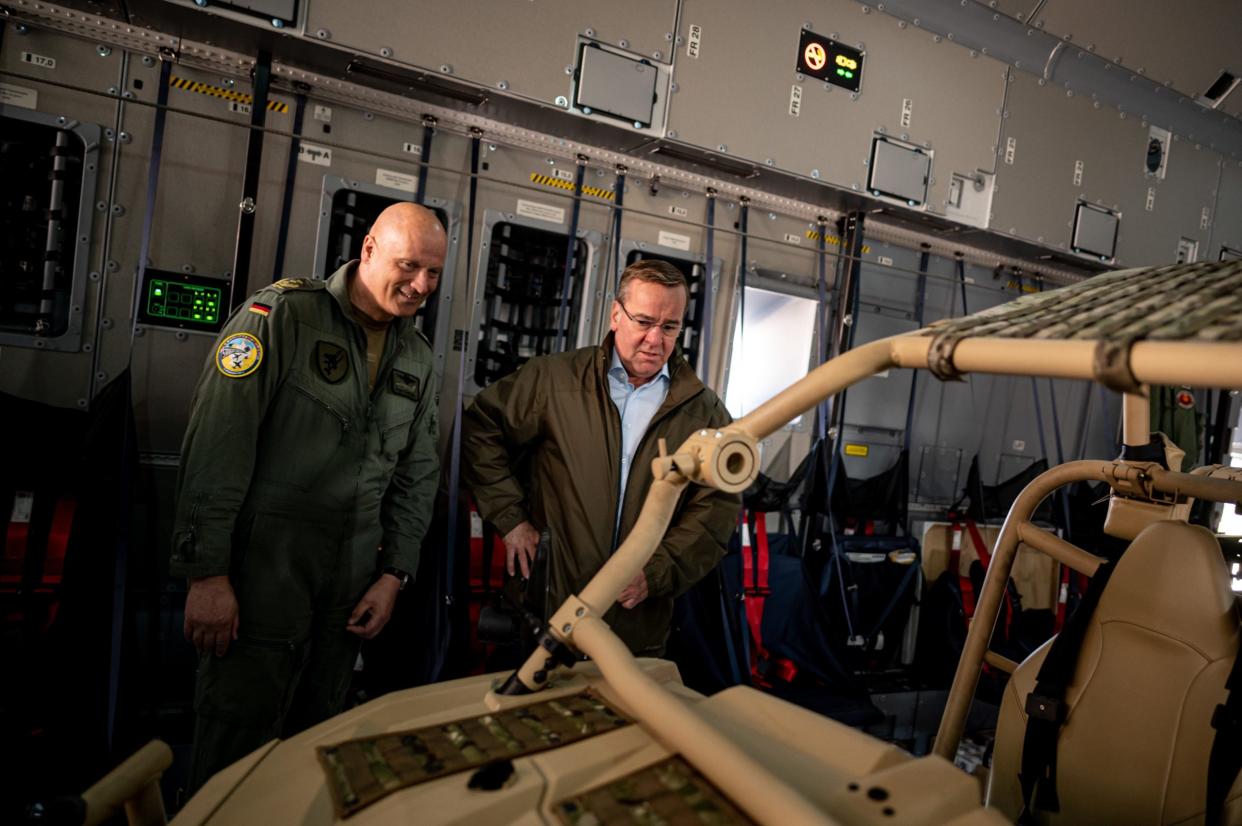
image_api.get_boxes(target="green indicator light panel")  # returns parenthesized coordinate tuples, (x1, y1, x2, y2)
(137, 269, 229, 332)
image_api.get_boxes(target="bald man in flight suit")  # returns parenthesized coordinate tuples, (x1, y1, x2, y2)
(171, 203, 445, 790)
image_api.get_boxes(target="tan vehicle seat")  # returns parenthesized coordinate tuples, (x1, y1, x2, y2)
(987, 520, 1242, 825)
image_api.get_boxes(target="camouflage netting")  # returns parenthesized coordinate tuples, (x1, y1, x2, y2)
(922, 261, 1242, 342)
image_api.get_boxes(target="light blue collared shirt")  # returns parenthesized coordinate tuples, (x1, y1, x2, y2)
(607, 348, 671, 530)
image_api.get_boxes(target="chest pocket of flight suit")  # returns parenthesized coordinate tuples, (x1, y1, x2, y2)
(376, 362, 426, 464)
(257, 327, 357, 492)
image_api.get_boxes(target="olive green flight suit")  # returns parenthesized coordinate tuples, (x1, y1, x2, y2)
(170, 262, 439, 790)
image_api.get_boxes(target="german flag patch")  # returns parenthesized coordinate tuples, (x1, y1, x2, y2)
(248, 302, 272, 317)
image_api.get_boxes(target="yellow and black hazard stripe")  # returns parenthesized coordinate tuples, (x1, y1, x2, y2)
(170, 76, 289, 114)
(529, 172, 615, 201)
(805, 229, 871, 255)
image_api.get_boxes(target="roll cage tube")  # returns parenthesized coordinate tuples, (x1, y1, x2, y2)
(496, 332, 1242, 693)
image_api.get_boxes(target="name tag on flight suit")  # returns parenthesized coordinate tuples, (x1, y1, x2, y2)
(390, 370, 422, 401)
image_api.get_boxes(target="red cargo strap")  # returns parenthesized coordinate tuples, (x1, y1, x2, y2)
(948, 523, 975, 618)
(951, 520, 1014, 635)
(39, 497, 75, 588)
(740, 511, 771, 671)
(466, 499, 505, 594)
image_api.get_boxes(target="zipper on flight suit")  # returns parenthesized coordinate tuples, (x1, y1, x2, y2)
(290, 382, 352, 432)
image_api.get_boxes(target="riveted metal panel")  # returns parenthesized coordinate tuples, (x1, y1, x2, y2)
(303, 0, 677, 105)
(147, 64, 295, 284)
(1114, 140, 1221, 267)
(1211, 160, 1242, 258)
(274, 98, 471, 282)
(667, 0, 1006, 217)
(1032, 0, 1242, 104)
(992, 71, 1146, 255)
(130, 329, 215, 453)
(0, 27, 121, 409)
(989, 0, 1043, 23)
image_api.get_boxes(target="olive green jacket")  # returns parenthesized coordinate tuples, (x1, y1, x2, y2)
(170, 262, 439, 583)
(462, 334, 739, 655)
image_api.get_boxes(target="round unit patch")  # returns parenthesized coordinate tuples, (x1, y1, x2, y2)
(216, 332, 263, 378)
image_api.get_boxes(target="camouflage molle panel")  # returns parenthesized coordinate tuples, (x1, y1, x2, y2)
(318, 691, 629, 817)
(554, 756, 755, 825)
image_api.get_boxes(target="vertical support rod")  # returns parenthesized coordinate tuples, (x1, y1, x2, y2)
(271, 91, 306, 280)
(435, 128, 483, 681)
(1123, 389, 1151, 447)
(229, 50, 271, 311)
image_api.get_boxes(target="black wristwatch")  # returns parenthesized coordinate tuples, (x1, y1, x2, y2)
(381, 566, 411, 590)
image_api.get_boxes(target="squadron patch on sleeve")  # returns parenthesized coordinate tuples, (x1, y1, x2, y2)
(216, 332, 263, 378)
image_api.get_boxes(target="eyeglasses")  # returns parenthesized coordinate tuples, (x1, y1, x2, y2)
(617, 300, 683, 337)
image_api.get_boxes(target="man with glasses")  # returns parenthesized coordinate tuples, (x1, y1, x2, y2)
(462, 259, 738, 656)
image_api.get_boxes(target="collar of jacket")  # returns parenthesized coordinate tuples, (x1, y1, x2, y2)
(596, 331, 706, 413)
(324, 259, 413, 337)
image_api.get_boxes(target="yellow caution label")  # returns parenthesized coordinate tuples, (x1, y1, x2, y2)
(170, 76, 289, 114)
(805, 229, 871, 255)
(844, 443, 869, 457)
(529, 172, 615, 201)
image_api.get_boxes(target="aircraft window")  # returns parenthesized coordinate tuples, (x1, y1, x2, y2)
(1216, 431, 1242, 538)
(474, 222, 588, 387)
(319, 187, 448, 339)
(724, 285, 818, 425)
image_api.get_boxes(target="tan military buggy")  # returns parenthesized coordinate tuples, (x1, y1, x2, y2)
(83, 261, 1242, 826)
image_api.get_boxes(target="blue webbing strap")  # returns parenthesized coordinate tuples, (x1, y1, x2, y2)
(413, 115, 436, 206)
(114, 57, 172, 752)
(699, 189, 716, 378)
(814, 217, 830, 443)
(129, 58, 172, 346)
(737, 197, 750, 368)
(903, 245, 931, 455)
(823, 213, 865, 641)
(956, 253, 969, 315)
(609, 165, 627, 293)
(555, 155, 587, 353)
(271, 92, 306, 280)
(435, 129, 482, 680)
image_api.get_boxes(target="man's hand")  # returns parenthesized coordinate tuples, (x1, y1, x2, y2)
(346, 574, 401, 639)
(504, 521, 541, 578)
(184, 575, 239, 657)
(617, 572, 649, 610)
